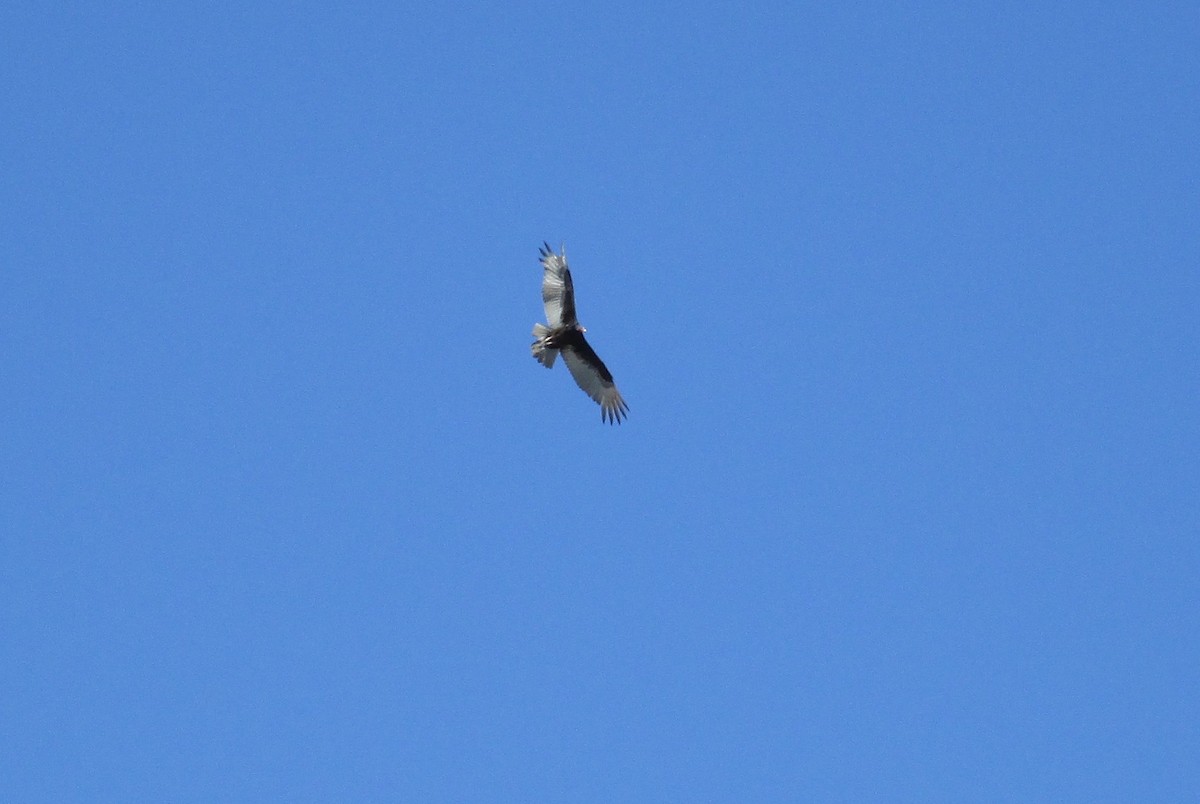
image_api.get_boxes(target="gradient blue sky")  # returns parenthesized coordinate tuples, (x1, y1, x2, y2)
(3, 2, 1198, 800)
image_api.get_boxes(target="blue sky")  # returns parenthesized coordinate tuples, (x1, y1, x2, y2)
(2, 2, 1197, 800)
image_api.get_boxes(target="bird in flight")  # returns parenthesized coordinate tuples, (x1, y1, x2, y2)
(531, 243, 629, 424)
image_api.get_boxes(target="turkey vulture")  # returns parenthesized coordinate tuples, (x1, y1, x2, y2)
(531, 243, 629, 424)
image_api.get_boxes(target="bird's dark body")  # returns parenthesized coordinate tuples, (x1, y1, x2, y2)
(539, 326, 615, 383)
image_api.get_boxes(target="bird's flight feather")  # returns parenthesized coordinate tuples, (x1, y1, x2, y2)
(539, 242, 576, 328)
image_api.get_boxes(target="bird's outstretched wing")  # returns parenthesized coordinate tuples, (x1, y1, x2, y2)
(561, 337, 629, 425)
(539, 242, 576, 328)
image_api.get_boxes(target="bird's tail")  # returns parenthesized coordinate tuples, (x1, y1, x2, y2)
(531, 323, 558, 368)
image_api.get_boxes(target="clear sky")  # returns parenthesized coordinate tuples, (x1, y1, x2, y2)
(3, 2, 1197, 800)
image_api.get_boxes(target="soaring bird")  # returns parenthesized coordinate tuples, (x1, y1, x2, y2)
(531, 243, 629, 424)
